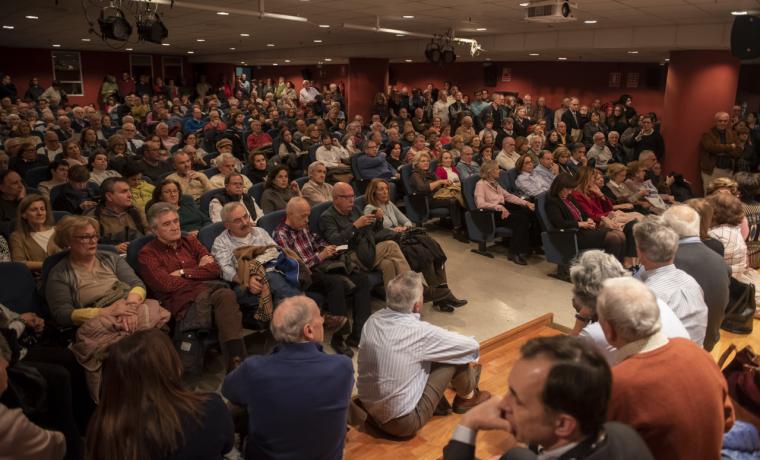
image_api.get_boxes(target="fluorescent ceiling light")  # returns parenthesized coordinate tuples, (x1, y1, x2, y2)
(324, 58, 332, 61)
(402, 15, 414, 19)
(187, 51, 194, 54)
(2, 25, 14, 30)
(404, 59, 413, 62)
(476, 27, 487, 31)
(229, 47, 236, 50)
(584, 20, 597, 24)
(627, 50, 639, 54)
(266, 43, 275, 47)
(529, 53, 540, 56)
(196, 38, 205, 42)
(519, 2, 530, 6)
(313, 39, 322, 43)
(558, 57, 567, 60)
(284, 59, 291, 63)
(25, 15, 39, 20)
(52, 44, 61, 47)
(261, 12, 308, 23)
(318, 24, 330, 28)
(396, 34, 405, 37)
(273, 63, 279, 66)
(217, 11, 229, 15)
(126, 48, 133, 51)
(81, 38, 91, 42)
(162, 43, 171, 46)
(731, 11, 748, 16)
(240, 33, 250, 37)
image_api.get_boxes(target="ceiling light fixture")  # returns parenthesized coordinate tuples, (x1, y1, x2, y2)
(187, 51, 194, 54)
(2, 25, 15, 30)
(229, 47, 236, 50)
(126, 48, 133, 51)
(396, 34, 405, 37)
(324, 58, 332, 61)
(284, 59, 291, 62)
(558, 57, 567, 60)
(404, 59, 413, 62)
(313, 39, 322, 43)
(162, 43, 171, 46)
(217, 11, 229, 16)
(52, 44, 61, 47)
(318, 24, 330, 28)
(402, 15, 415, 19)
(519, 2, 530, 6)
(81, 38, 91, 42)
(584, 20, 597, 24)
(196, 38, 205, 42)
(273, 63, 279, 66)
(25, 15, 39, 20)
(627, 50, 639, 54)
(664, 58, 670, 62)
(529, 52, 540, 56)
(261, 12, 308, 23)
(137, 12, 168, 44)
(731, 11, 748, 16)
(266, 43, 275, 47)
(240, 33, 250, 37)
(476, 27, 487, 31)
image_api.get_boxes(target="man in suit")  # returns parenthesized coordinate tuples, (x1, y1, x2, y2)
(442, 335, 653, 460)
(222, 295, 354, 460)
(561, 97, 583, 143)
(699, 111, 742, 189)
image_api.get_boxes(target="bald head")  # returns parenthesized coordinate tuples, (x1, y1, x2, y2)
(332, 182, 355, 214)
(271, 295, 323, 343)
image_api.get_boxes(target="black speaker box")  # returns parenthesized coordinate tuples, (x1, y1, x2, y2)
(483, 63, 498, 87)
(301, 68, 313, 81)
(731, 15, 760, 60)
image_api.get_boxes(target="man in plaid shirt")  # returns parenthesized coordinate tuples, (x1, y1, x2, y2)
(273, 197, 371, 357)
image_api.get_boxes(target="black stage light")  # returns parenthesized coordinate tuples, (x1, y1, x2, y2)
(138, 14, 168, 44)
(441, 44, 456, 64)
(425, 40, 441, 63)
(98, 6, 132, 41)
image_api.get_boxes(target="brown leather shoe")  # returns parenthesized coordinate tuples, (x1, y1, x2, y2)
(324, 314, 348, 332)
(452, 389, 492, 414)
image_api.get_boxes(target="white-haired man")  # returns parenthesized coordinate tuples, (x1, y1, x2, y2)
(598, 277, 734, 460)
(699, 111, 742, 188)
(662, 205, 731, 351)
(632, 217, 708, 346)
(357, 271, 490, 438)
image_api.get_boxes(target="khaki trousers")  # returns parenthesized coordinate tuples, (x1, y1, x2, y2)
(375, 363, 477, 438)
(351, 240, 411, 286)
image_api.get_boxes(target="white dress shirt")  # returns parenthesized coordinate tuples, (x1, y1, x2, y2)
(357, 308, 479, 424)
(211, 228, 279, 282)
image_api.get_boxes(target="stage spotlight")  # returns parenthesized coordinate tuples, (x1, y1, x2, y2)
(138, 14, 168, 44)
(98, 6, 132, 41)
(425, 39, 441, 63)
(441, 44, 456, 64)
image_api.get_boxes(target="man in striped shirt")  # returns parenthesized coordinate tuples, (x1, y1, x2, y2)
(357, 271, 491, 438)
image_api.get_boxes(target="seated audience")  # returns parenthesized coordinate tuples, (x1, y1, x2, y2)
(435, 151, 461, 184)
(38, 131, 63, 161)
(736, 171, 760, 268)
(275, 128, 307, 177)
(475, 161, 535, 265)
(546, 173, 625, 260)
(0, 334, 67, 460)
(135, 140, 172, 182)
(260, 166, 301, 214)
(385, 142, 404, 171)
(364, 178, 466, 311)
(442, 335, 653, 460)
(274, 198, 371, 355)
(662, 205, 730, 351)
(357, 139, 397, 181)
(10, 142, 48, 179)
(87, 152, 120, 186)
(633, 217, 709, 346)
(553, 146, 574, 176)
(246, 119, 273, 152)
(86, 329, 233, 460)
(149, 179, 209, 234)
(587, 132, 614, 170)
(495, 137, 519, 171)
(598, 277, 735, 459)
(105, 134, 129, 174)
(208, 172, 263, 223)
(515, 151, 557, 198)
(0, 170, 26, 234)
(138, 203, 247, 372)
(358, 271, 490, 438)
(9, 194, 60, 272)
(38, 160, 69, 197)
(222, 296, 353, 460)
(79, 128, 106, 158)
(61, 141, 87, 168)
(211, 201, 302, 313)
(455, 146, 480, 181)
(121, 163, 154, 216)
(300, 161, 334, 206)
(624, 160, 670, 214)
(83, 177, 146, 254)
(166, 150, 211, 201)
(245, 151, 270, 185)
(52, 165, 99, 215)
(210, 152, 253, 192)
(409, 152, 468, 242)
(569, 250, 688, 364)
(315, 134, 352, 183)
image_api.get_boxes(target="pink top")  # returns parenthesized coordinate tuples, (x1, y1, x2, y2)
(474, 179, 529, 218)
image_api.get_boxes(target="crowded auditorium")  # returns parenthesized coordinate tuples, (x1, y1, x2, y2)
(1, 0, 760, 459)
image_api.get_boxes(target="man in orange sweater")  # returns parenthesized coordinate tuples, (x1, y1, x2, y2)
(598, 276, 735, 460)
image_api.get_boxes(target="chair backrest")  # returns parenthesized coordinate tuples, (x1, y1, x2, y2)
(25, 166, 51, 188)
(351, 153, 364, 181)
(498, 169, 516, 194)
(49, 183, 66, 207)
(126, 235, 156, 273)
(248, 182, 265, 205)
(309, 201, 333, 235)
(257, 209, 286, 236)
(308, 143, 320, 164)
(400, 164, 414, 192)
(52, 210, 71, 223)
(535, 192, 553, 232)
(429, 159, 439, 172)
(0, 262, 42, 314)
(198, 222, 226, 251)
(354, 194, 366, 213)
(199, 188, 223, 216)
(203, 167, 219, 178)
(462, 175, 480, 211)
(202, 152, 217, 165)
(294, 176, 309, 188)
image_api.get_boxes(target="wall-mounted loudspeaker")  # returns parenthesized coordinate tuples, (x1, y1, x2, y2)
(483, 63, 498, 87)
(301, 68, 313, 81)
(731, 15, 760, 60)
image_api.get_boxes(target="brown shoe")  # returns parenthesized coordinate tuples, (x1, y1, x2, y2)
(324, 314, 348, 332)
(452, 389, 492, 414)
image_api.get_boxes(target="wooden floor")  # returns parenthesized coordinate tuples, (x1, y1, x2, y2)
(344, 316, 760, 460)
(344, 313, 562, 460)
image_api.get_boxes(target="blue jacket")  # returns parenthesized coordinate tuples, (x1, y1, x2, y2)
(356, 153, 396, 180)
(222, 342, 354, 460)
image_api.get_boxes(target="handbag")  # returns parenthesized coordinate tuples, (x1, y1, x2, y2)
(718, 344, 760, 417)
(722, 277, 756, 334)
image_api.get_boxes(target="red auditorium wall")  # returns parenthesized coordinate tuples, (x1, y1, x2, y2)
(0, 47, 192, 107)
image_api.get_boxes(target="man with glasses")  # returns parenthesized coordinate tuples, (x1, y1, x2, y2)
(138, 202, 247, 372)
(135, 140, 172, 182)
(356, 140, 398, 181)
(633, 116, 665, 163)
(208, 172, 262, 223)
(119, 122, 143, 155)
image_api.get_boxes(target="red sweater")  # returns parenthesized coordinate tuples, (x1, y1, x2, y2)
(571, 190, 613, 223)
(608, 338, 734, 460)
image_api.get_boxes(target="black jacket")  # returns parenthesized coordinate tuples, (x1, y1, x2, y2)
(545, 195, 585, 230)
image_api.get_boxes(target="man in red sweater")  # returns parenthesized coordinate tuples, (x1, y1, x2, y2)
(598, 276, 734, 460)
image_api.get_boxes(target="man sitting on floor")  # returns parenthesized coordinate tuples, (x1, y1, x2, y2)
(137, 202, 246, 372)
(442, 336, 653, 460)
(212, 202, 301, 318)
(357, 271, 490, 438)
(599, 277, 735, 459)
(222, 295, 353, 460)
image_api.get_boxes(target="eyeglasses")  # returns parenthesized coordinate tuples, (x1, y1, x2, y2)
(73, 234, 98, 243)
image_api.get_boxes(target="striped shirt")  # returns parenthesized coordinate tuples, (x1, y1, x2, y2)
(641, 264, 708, 346)
(357, 308, 479, 424)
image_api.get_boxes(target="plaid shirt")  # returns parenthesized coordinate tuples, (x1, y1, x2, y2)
(272, 222, 327, 269)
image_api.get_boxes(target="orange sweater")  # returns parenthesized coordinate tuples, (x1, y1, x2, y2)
(608, 338, 734, 460)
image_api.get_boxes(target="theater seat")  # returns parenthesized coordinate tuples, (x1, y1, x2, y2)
(248, 182, 265, 205)
(198, 222, 226, 251)
(309, 201, 333, 235)
(126, 235, 156, 273)
(257, 210, 285, 236)
(0, 262, 42, 315)
(199, 188, 223, 217)
(535, 192, 579, 280)
(25, 165, 51, 188)
(461, 175, 513, 258)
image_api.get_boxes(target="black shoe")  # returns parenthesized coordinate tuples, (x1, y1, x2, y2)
(433, 302, 455, 313)
(508, 253, 528, 266)
(331, 336, 354, 357)
(445, 294, 468, 308)
(434, 396, 452, 416)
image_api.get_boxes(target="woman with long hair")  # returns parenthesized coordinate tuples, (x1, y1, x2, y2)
(260, 165, 301, 214)
(9, 193, 60, 272)
(86, 329, 233, 460)
(147, 179, 209, 234)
